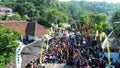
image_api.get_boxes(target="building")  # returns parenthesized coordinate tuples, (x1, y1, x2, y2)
(0, 5, 12, 12)
(0, 21, 48, 68)
(0, 21, 48, 43)
(0, 5, 13, 17)
(7, 40, 44, 68)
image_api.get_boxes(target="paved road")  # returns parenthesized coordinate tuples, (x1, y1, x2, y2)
(45, 63, 73, 68)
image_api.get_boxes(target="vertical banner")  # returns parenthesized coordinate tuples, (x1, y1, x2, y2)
(40, 37, 46, 64)
(95, 30, 98, 40)
(106, 37, 110, 65)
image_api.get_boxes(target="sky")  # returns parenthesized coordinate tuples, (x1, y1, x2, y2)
(58, 0, 120, 3)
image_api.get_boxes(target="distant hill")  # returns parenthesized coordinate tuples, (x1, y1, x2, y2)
(61, 1, 120, 16)
(79, 1, 120, 15)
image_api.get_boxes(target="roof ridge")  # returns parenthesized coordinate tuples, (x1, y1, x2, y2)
(1, 21, 47, 36)
(0, 21, 28, 24)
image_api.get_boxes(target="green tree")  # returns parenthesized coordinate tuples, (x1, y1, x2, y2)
(0, 25, 20, 67)
(6, 13, 21, 21)
(21, 15, 28, 20)
(0, 0, 16, 2)
(91, 13, 107, 23)
(13, 2, 36, 17)
(0, 17, 2, 21)
(90, 13, 108, 33)
(112, 9, 120, 22)
(113, 23, 120, 39)
(79, 15, 89, 25)
(38, 8, 68, 27)
(78, 12, 109, 33)
(33, 0, 59, 9)
(112, 9, 120, 39)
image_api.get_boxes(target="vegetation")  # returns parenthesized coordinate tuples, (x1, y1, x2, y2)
(76, 12, 111, 34)
(113, 23, 120, 39)
(112, 9, 120, 22)
(60, 1, 120, 19)
(79, 1, 120, 15)
(6, 13, 21, 21)
(1, 0, 120, 26)
(112, 9, 120, 39)
(0, 0, 120, 67)
(0, 25, 20, 67)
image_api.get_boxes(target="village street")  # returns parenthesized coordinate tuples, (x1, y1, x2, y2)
(45, 63, 73, 68)
(1, 0, 120, 68)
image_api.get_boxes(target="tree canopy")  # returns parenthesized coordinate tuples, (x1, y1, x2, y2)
(0, 25, 20, 67)
(0, 0, 120, 27)
(113, 23, 120, 39)
(112, 9, 120, 22)
(112, 9, 120, 39)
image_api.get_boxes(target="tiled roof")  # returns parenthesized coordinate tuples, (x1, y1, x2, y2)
(7, 40, 43, 68)
(0, 21, 48, 36)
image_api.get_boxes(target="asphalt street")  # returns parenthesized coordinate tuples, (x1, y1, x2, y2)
(45, 63, 73, 68)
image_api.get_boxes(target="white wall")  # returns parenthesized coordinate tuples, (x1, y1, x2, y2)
(21, 35, 44, 41)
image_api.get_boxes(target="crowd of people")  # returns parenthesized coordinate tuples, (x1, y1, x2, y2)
(40, 25, 120, 68)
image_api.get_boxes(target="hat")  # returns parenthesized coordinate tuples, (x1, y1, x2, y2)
(78, 44, 81, 46)
(83, 41, 86, 44)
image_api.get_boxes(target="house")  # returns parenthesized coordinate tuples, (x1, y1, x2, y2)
(0, 5, 13, 17)
(0, 5, 12, 12)
(7, 40, 45, 68)
(0, 21, 48, 68)
(0, 21, 48, 43)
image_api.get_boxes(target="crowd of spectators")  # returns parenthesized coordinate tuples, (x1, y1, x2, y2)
(41, 25, 120, 68)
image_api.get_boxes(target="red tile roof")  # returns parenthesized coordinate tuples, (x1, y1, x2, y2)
(0, 21, 48, 36)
